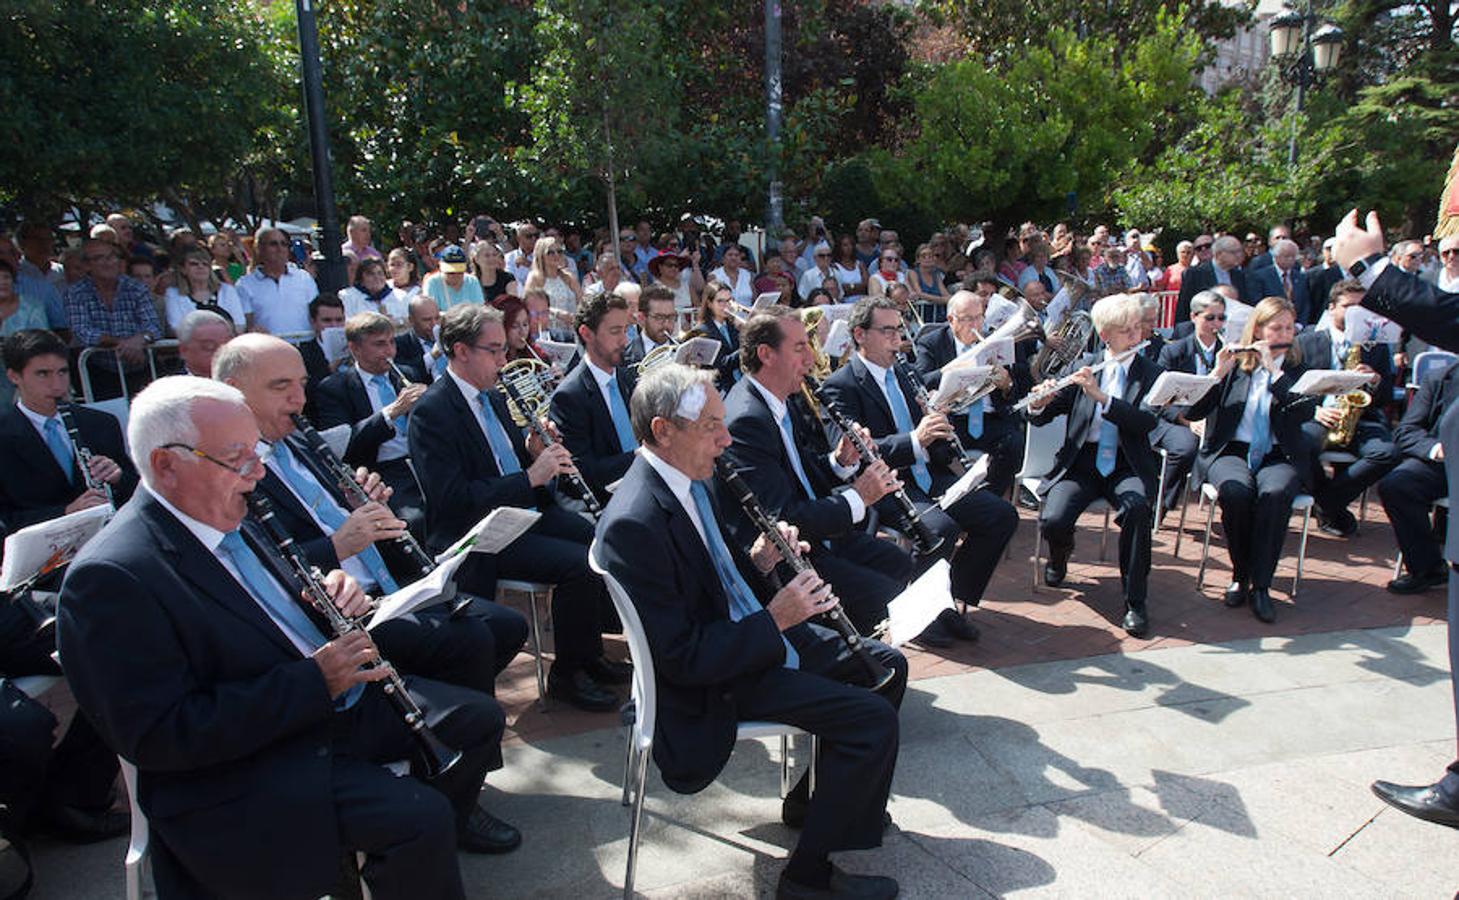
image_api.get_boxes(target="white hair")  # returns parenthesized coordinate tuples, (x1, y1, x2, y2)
(1133, 292, 1161, 314)
(630, 363, 716, 447)
(128, 376, 249, 490)
(1091, 293, 1144, 333)
(177, 309, 233, 344)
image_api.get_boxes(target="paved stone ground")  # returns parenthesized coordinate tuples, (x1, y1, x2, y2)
(24, 501, 1459, 897)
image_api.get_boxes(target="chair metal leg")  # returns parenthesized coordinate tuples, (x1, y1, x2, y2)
(1197, 493, 1216, 591)
(624, 747, 650, 899)
(1292, 505, 1313, 598)
(1358, 486, 1368, 529)
(1174, 478, 1191, 558)
(1393, 550, 1404, 581)
(525, 590, 549, 707)
(621, 731, 635, 807)
(1031, 512, 1043, 593)
(809, 736, 819, 796)
(1099, 506, 1111, 561)
(779, 734, 791, 799)
(1153, 453, 1169, 537)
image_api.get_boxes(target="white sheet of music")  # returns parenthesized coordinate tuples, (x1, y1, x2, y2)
(320, 326, 349, 364)
(938, 454, 990, 510)
(969, 337, 1013, 368)
(0, 504, 115, 591)
(931, 364, 992, 408)
(1221, 299, 1255, 344)
(535, 339, 578, 365)
(1291, 369, 1379, 396)
(884, 559, 953, 647)
(823, 319, 852, 357)
(1145, 371, 1220, 408)
(1344, 306, 1402, 346)
(318, 423, 352, 458)
(674, 336, 722, 367)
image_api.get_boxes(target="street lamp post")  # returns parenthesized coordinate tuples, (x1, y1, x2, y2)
(1268, 2, 1344, 166)
(296, 0, 346, 293)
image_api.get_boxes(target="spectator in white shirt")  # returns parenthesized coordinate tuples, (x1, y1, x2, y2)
(236, 227, 318, 335)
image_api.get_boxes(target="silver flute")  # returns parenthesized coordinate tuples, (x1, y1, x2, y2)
(1013, 340, 1149, 412)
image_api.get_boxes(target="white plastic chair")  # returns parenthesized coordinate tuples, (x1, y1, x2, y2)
(1195, 482, 1315, 597)
(1017, 416, 1112, 590)
(496, 579, 555, 706)
(588, 542, 813, 900)
(119, 759, 151, 900)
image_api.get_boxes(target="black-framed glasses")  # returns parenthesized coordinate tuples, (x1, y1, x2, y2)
(1194, 243, 1213, 251)
(471, 342, 507, 356)
(161, 443, 264, 477)
(1441, 249, 1458, 257)
(1201, 314, 1227, 321)
(867, 325, 902, 336)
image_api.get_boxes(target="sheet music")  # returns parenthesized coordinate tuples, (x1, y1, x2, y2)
(0, 504, 115, 591)
(969, 337, 1013, 368)
(752, 292, 781, 312)
(1044, 287, 1071, 326)
(436, 506, 542, 563)
(884, 559, 953, 647)
(318, 424, 351, 459)
(320, 326, 349, 364)
(674, 336, 722, 367)
(818, 303, 856, 323)
(983, 296, 1019, 333)
(535, 339, 578, 365)
(1222, 299, 1255, 345)
(938, 455, 990, 510)
(931, 364, 992, 409)
(1291, 369, 1378, 396)
(368, 546, 474, 629)
(823, 319, 852, 357)
(1145, 371, 1220, 408)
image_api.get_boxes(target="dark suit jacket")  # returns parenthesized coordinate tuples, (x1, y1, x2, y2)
(57, 492, 345, 897)
(1185, 358, 1317, 489)
(687, 320, 742, 393)
(0, 404, 138, 531)
(1250, 265, 1314, 325)
(394, 332, 437, 383)
(1027, 351, 1162, 493)
(1394, 360, 1459, 461)
(1158, 334, 1224, 376)
(1249, 250, 1274, 273)
(1306, 264, 1344, 312)
(547, 360, 638, 502)
(911, 323, 1026, 434)
(409, 372, 552, 552)
(818, 355, 956, 479)
(620, 333, 667, 372)
(722, 377, 855, 545)
(593, 456, 810, 794)
(1294, 328, 1393, 424)
(1171, 320, 1195, 340)
(298, 337, 331, 418)
(314, 365, 423, 469)
(1176, 262, 1251, 322)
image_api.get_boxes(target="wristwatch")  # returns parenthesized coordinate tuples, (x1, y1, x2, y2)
(1347, 252, 1384, 278)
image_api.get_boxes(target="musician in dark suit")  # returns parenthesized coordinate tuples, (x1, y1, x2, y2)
(1157, 290, 1228, 510)
(298, 293, 346, 418)
(686, 281, 743, 392)
(1379, 358, 1457, 593)
(1334, 208, 1459, 831)
(394, 294, 442, 382)
(1295, 279, 1398, 536)
(57, 376, 507, 899)
(1249, 239, 1315, 324)
(1025, 294, 1161, 636)
(620, 285, 678, 371)
(1184, 297, 1316, 624)
(595, 362, 905, 900)
(722, 306, 914, 634)
(0, 329, 137, 532)
(315, 312, 429, 535)
(548, 291, 638, 504)
(911, 290, 1025, 497)
(1175, 236, 1252, 322)
(410, 304, 624, 712)
(820, 298, 1019, 644)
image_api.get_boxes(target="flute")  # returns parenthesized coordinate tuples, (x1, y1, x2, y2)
(715, 459, 895, 692)
(244, 491, 461, 779)
(1012, 340, 1150, 412)
(807, 377, 944, 557)
(892, 353, 980, 471)
(497, 377, 603, 518)
(57, 404, 114, 507)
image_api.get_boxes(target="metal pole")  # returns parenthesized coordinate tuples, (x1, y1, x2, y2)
(296, 0, 346, 293)
(764, 0, 784, 235)
(1288, 0, 1313, 166)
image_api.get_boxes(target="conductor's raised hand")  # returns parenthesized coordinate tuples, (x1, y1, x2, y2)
(312, 631, 390, 699)
(767, 568, 838, 632)
(1333, 209, 1386, 270)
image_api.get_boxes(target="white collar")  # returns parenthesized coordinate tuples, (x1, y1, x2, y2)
(858, 352, 892, 384)
(1196, 334, 1220, 353)
(446, 366, 484, 406)
(586, 359, 616, 389)
(639, 446, 692, 504)
(145, 486, 227, 554)
(15, 399, 59, 433)
(747, 375, 788, 422)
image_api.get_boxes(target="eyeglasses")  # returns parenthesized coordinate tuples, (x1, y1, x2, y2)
(471, 342, 507, 356)
(646, 313, 678, 323)
(546, 249, 563, 256)
(1193, 243, 1213, 251)
(161, 443, 264, 477)
(881, 257, 899, 264)
(866, 325, 902, 336)
(1201, 313, 1227, 321)
(1442, 249, 1458, 257)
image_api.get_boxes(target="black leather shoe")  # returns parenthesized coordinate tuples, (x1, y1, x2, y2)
(1388, 564, 1449, 595)
(1043, 557, 1067, 587)
(1371, 780, 1459, 829)
(1318, 510, 1358, 538)
(914, 619, 954, 648)
(1223, 582, 1248, 608)
(1249, 588, 1276, 623)
(776, 865, 899, 900)
(33, 805, 130, 844)
(457, 806, 523, 854)
(584, 656, 633, 685)
(547, 667, 619, 712)
(937, 608, 980, 642)
(1122, 604, 1149, 638)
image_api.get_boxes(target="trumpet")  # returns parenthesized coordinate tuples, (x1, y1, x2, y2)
(57, 403, 114, 507)
(244, 491, 461, 779)
(715, 459, 895, 692)
(1013, 340, 1150, 412)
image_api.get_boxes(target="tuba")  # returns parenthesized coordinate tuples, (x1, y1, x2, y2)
(1325, 342, 1372, 449)
(1031, 309, 1095, 382)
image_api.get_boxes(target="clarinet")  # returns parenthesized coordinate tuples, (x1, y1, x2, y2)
(244, 491, 461, 779)
(288, 414, 466, 616)
(496, 379, 603, 519)
(807, 377, 944, 557)
(715, 459, 895, 692)
(57, 404, 114, 507)
(892, 353, 980, 471)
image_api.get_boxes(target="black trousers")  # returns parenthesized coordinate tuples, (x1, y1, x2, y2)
(1150, 420, 1199, 514)
(372, 600, 528, 698)
(735, 625, 906, 861)
(1378, 457, 1448, 577)
(1448, 574, 1459, 762)
(377, 456, 428, 541)
(879, 474, 1019, 605)
(1304, 419, 1399, 516)
(811, 531, 915, 634)
(494, 504, 608, 671)
(1208, 448, 1300, 589)
(958, 412, 1024, 498)
(1039, 444, 1152, 606)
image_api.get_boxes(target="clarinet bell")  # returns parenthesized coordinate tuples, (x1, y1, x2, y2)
(415, 726, 463, 779)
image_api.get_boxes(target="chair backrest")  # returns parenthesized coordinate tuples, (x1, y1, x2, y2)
(83, 397, 132, 451)
(1016, 414, 1067, 484)
(588, 540, 656, 746)
(1411, 350, 1459, 389)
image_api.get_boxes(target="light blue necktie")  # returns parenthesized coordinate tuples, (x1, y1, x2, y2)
(1094, 366, 1122, 477)
(955, 343, 984, 438)
(476, 393, 523, 476)
(272, 442, 399, 593)
(1247, 370, 1273, 469)
(219, 530, 362, 709)
(371, 373, 408, 434)
(689, 482, 797, 669)
(606, 376, 638, 452)
(779, 411, 817, 500)
(43, 418, 74, 483)
(883, 368, 932, 493)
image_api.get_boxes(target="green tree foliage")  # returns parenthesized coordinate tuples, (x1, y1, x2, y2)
(0, 0, 292, 227)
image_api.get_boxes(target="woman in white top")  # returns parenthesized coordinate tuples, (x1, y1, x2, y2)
(831, 234, 867, 297)
(647, 252, 701, 310)
(385, 247, 421, 300)
(867, 246, 908, 297)
(522, 235, 582, 321)
(339, 258, 410, 322)
(708, 244, 754, 306)
(164, 247, 246, 334)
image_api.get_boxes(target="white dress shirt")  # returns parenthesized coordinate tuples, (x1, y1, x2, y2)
(745, 375, 865, 523)
(1233, 357, 1284, 443)
(236, 264, 319, 335)
(358, 367, 411, 461)
(446, 368, 516, 475)
(1084, 354, 1127, 444)
(641, 447, 709, 547)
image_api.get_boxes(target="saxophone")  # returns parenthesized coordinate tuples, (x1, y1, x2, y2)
(1325, 342, 1371, 449)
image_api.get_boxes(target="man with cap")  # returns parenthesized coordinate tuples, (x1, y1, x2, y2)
(424, 246, 483, 311)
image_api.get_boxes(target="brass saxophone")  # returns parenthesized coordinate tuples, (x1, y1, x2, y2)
(1325, 342, 1371, 449)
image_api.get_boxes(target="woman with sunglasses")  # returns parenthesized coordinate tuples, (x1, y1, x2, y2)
(867, 247, 907, 298)
(522, 236, 582, 322)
